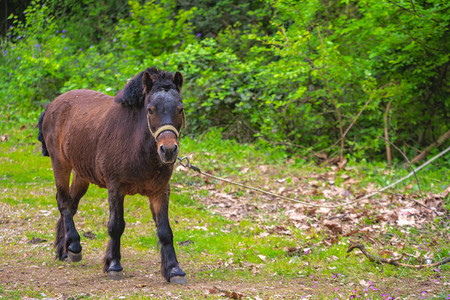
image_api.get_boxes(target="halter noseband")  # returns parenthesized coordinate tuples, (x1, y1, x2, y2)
(147, 111, 186, 140)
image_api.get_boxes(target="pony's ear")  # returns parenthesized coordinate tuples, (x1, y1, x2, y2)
(142, 71, 153, 94)
(173, 72, 183, 92)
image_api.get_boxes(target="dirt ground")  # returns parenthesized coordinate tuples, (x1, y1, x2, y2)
(0, 251, 447, 300)
(1, 193, 449, 300)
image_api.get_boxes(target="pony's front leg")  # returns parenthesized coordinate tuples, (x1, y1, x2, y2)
(103, 187, 125, 279)
(150, 185, 186, 284)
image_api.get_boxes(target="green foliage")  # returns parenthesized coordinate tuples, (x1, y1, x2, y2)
(244, 0, 450, 158)
(47, 0, 130, 48)
(1, 3, 64, 118)
(117, 0, 196, 59)
(156, 38, 265, 140)
(1, 0, 449, 161)
(176, 0, 273, 38)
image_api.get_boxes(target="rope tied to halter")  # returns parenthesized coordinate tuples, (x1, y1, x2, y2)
(177, 156, 349, 208)
(177, 145, 450, 209)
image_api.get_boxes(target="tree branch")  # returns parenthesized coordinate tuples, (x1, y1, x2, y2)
(411, 129, 450, 164)
(347, 242, 450, 269)
(320, 82, 395, 154)
(386, 0, 440, 23)
(355, 145, 450, 204)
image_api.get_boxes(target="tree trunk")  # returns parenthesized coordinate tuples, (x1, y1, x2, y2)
(384, 101, 392, 165)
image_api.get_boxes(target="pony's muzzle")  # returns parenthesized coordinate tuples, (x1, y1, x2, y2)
(159, 144, 178, 164)
(157, 132, 179, 164)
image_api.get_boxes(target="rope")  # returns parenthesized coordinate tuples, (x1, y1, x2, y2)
(177, 145, 450, 209)
(178, 156, 352, 208)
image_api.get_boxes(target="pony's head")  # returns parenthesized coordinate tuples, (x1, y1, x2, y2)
(144, 68, 184, 164)
(116, 67, 185, 164)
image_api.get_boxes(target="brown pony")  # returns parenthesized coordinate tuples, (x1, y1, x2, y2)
(37, 67, 187, 283)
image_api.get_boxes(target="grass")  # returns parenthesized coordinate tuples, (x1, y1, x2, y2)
(0, 125, 449, 299)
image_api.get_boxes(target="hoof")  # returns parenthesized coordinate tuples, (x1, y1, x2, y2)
(107, 270, 124, 280)
(169, 275, 187, 284)
(68, 251, 82, 262)
(61, 253, 69, 262)
(106, 259, 123, 280)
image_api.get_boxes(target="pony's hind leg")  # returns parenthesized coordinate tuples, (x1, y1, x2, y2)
(53, 161, 86, 262)
(66, 171, 89, 261)
(150, 185, 186, 284)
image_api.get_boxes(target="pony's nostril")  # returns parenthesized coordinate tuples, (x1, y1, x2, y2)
(160, 145, 166, 154)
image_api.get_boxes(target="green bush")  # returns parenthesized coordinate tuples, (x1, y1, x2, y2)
(1, 0, 448, 161)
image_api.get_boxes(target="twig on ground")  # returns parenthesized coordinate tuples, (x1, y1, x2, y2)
(347, 242, 450, 269)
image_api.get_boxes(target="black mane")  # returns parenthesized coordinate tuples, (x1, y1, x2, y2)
(114, 67, 177, 108)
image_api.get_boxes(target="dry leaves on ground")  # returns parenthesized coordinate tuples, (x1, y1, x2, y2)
(176, 165, 449, 253)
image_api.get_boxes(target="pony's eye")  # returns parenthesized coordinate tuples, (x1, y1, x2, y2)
(148, 107, 154, 114)
(179, 108, 184, 114)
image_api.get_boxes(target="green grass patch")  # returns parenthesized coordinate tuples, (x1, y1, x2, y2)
(0, 127, 448, 299)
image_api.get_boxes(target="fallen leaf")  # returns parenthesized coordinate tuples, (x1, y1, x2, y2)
(193, 226, 208, 231)
(337, 157, 347, 170)
(83, 231, 96, 240)
(340, 174, 350, 180)
(309, 180, 320, 187)
(378, 250, 394, 257)
(258, 232, 269, 238)
(324, 220, 343, 234)
(224, 291, 243, 299)
(359, 279, 370, 287)
(258, 165, 268, 173)
(397, 215, 415, 226)
(38, 210, 52, 216)
(178, 239, 194, 246)
(28, 237, 47, 244)
(317, 207, 331, 214)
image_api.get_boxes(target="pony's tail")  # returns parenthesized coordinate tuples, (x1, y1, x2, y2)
(37, 108, 49, 156)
